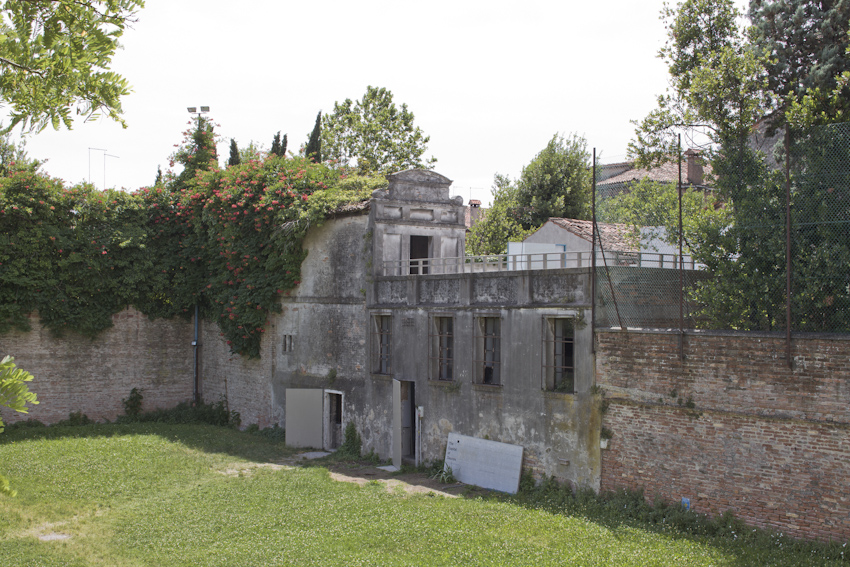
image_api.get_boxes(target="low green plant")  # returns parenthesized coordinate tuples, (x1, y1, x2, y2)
(600, 427, 614, 440)
(336, 422, 361, 459)
(56, 411, 94, 426)
(117, 398, 240, 428)
(430, 465, 457, 484)
(122, 387, 144, 418)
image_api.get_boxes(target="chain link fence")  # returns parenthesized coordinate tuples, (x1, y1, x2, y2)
(593, 122, 850, 336)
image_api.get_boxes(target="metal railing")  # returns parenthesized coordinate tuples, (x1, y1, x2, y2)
(380, 251, 701, 276)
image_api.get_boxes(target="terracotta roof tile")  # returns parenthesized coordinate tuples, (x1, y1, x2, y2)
(549, 218, 638, 252)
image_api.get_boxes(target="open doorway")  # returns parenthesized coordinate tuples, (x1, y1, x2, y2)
(324, 390, 343, 450)
(392, 379, 417, 468)
(410, 235, 430, 274)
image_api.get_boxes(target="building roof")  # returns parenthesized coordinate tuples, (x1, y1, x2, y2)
(597, 151, 713, 192)
(545, 218, 638, 252)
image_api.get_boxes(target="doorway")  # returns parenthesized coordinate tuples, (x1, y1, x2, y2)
(324, 390, 344, 450)
(410, 235, 430, 274)
(392, 379, 417, 468)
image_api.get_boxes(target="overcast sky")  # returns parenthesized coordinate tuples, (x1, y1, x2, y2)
(9, 0, 747, 206)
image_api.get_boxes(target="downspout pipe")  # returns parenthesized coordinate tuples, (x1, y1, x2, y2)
(193, 303, 200, 404)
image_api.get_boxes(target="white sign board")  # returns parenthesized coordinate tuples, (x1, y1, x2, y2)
(443, 433, 524, 494)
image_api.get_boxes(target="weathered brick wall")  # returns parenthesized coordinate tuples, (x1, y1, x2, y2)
(0, 309, 194, 425)
(597, 329, 850, 541)
(199, 319, 274, 428)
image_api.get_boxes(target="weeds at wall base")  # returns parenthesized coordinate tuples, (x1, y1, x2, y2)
(506, 480, 849, 562)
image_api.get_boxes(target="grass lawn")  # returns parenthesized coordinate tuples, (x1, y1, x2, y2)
(0, 422, 846, 566)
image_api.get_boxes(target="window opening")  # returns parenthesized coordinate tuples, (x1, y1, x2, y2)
(430, 316, 454, 380)
(410, 235, 430, 275)
(282, 335, 294, 353)
(544, 318, 574, 392)
(475, 317, 501, 385)
(372, 315, 392, 374)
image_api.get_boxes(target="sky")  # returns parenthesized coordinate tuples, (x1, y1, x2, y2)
(9, 0, 744, 206)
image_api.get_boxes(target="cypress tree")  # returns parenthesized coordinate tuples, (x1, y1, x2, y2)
(305, 112, 322, 162)
(281, 134, 287, 156)
(271, 132, 282, 156)
(228, 138, 241, 166)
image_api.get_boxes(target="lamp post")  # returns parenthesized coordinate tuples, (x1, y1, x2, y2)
(187, 105, 209, 405)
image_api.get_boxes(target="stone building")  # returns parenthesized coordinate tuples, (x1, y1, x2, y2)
(232, 168, 601, 488)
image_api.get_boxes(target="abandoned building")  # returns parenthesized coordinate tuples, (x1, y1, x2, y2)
(2, 168, 848, 542)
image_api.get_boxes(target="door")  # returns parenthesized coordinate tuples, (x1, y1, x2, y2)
(392, 379, 416, 468)
(285, 389, 323, 448)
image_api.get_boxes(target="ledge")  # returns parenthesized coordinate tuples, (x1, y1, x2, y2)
(471, 383, 503, 393)
(370, 373, 393, 382)
(542, 390, 576, 400)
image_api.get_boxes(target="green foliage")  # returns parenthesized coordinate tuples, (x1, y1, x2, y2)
(631, 0, 769, 166)
(321, 86, 436, 174)
(0, 116, 383, 356)
(336, 422, 361, 459)
(122, 387, 143, 418)
(750, 0, 850, 129)
(0, 0, 144, 133)
(247, 423, 285, 443)
(0, 355, 38, 434)
(228, 138, 241, 167)
(55, 411, 94, 426)
(515, 133, 592, 227)
(270, 131, 287, 157)
(430, 464, 457, 484)
(305, 111, 322, 162)
(116, 398, 241, 427)
(597, 177, 730, 255)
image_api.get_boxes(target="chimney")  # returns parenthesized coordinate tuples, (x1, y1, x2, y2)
(684, 149, 704, 186)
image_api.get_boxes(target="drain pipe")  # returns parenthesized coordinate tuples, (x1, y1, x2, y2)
(193, 304, 200, 404)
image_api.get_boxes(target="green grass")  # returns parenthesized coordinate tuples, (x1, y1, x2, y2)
(0, 423, 846, 566)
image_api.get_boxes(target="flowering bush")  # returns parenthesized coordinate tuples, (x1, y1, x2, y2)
(0, 121, 385, 357)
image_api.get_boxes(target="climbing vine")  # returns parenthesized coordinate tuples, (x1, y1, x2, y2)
(0, 121, 385, 357)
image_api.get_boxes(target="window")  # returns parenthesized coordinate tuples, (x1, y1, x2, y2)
(371, 315, 392, 374)
(410, 235, 430, 274)
(430, 316, 454, 380)
(543, 318, 574, 392)
(282, 335, 294, 353)
(474, 317, 501, 385)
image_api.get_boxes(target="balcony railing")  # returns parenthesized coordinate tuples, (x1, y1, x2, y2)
(380, 251, 702, 276)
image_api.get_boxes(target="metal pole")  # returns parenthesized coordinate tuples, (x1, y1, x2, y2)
(591, 148, 597, 353)
(785, 126, 792, 369)
(193, 303, 200, 404)
(678, 135, 684, 360)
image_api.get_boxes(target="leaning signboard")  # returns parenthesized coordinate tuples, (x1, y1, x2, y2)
(443, 432, 524, 494)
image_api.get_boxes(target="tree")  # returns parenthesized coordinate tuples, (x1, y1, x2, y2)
(321, 86, 436, 174)
(270, 131, 287, 157)
(630, 0, 768, 165)
(0, 0, 144, 133)
(228, 138, 241, 166)
(1, 355, 38, 496)
(172, 116, 218, 188)
(305, 111, 321, 162)
(466, 174, 534, 255)
(750, 0, 850, 129)
(514, 133, 592, 229)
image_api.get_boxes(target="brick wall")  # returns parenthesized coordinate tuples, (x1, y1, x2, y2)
(0, 309, 194, 425)
(199, 319, 274, 428)
(597, 329, 850, 541)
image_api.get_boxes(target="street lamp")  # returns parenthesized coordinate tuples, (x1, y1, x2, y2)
(186, 106, 208, 406)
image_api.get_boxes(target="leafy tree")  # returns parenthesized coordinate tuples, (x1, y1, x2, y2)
(171, 116, 218, 188)
(630, 0, 768, 165)
(466, 174, 533, 255)
(270, 131, 287, 157)
(0, 0, 144, 133)
(514, 133, 592, 228)
(0, 355, 37, 495)
(305, 111, 321, 162)
(749, 0, 850, 129)
(228, 139, 241, 167)
(597, 177, 730, 254)
(321, 86, 436, 174)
